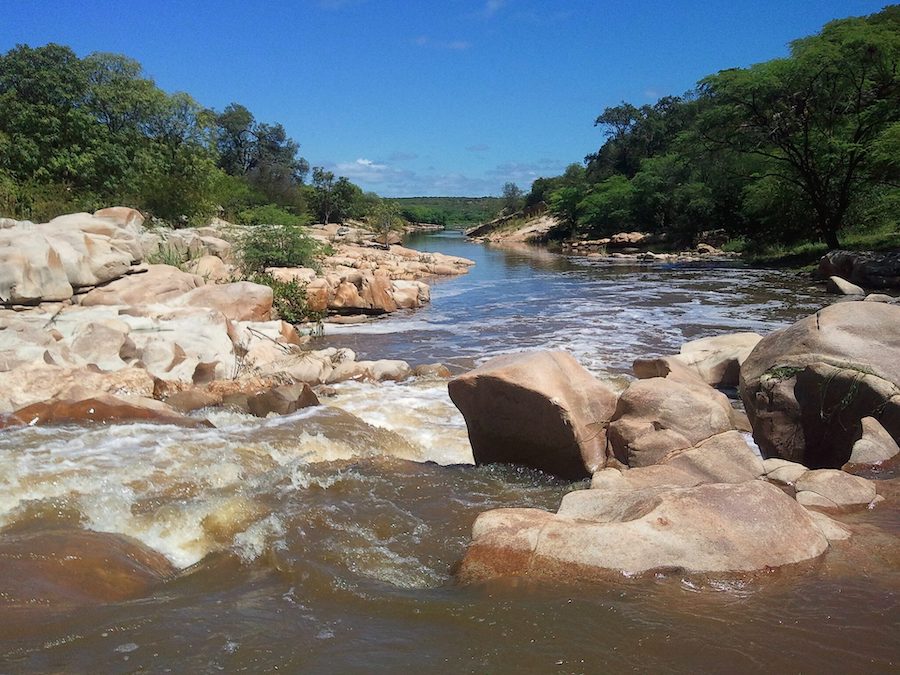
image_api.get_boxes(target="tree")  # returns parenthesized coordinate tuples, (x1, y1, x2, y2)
(311, 167, 336, 224)
(501, 181, 523, 213)
(698, 9, 900, 248)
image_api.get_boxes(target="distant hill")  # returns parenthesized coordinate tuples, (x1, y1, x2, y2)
(393, 197, 504, 229)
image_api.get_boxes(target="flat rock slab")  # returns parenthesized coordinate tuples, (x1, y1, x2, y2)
(458, 481, 828, 582)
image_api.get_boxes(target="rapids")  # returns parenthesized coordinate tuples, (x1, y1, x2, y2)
(1, 232, 897, 672)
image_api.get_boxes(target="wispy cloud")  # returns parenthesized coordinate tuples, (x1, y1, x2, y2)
(412, 35, 471, 50)
(481, 0, 508, 18)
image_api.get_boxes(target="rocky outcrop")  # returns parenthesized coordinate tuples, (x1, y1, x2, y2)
(819, 250, 900, 290)
(844, 417, 900, 470)
(448, 351, 619, 479)
(247, 383, 320, 418)
(456, 481, 828, 582)
(740, 302, 900, 468)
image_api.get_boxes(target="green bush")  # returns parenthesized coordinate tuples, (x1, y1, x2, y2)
(250, 272, 322, 324)
(239, 223, 326, 273)
(238, 203, 307, 227)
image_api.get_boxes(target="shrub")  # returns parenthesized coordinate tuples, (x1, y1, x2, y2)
(239, 223, 326, 273)
(249, 272, 322, 324)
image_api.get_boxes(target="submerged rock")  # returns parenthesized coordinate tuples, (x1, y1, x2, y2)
(0, 529, 175, 607)
(448, 350, 618, 480)
(457, 481, 828, 582)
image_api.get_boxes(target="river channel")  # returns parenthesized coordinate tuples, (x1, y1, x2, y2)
(1, 232, 897, 672)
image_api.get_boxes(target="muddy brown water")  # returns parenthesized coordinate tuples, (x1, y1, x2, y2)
(1, 232, 897, 672)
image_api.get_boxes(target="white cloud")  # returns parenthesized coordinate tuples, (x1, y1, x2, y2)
(482, 0, 508, 18)
(412, 35, 471, 50)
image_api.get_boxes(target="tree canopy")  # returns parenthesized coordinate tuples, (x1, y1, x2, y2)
(529, 6, 899, 249)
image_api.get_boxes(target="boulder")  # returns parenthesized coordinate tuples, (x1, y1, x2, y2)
(864, 293, 896, 304)
(80, 264, 203, 306)
(187, 255, 234, 283)
(740, 302, 900, 467)
(414, 363, 452, 379)
(763, 458, 809, 485)
(826, 276, 865, 295)
(607, 377, 736, 467)
(1, 393, 212, 429)
(174, 281, 273, 322)
(663, 431, 766, 483)
(672, 332, 763, 387)
(247, 383, 319, 417)
(448, 351, 619, 479)
(844, 416, 900, 469)
(0, 529, 174, 607)
(457, 481, 828, 582)
(793, 469, 877, 508)
(632, 356, 707, 386)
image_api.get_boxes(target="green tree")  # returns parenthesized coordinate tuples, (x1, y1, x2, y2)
(699, 8, 900, 248)
(501, 181, 523, 213)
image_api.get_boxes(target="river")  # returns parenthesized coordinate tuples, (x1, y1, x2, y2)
(1, 232, 897, 672)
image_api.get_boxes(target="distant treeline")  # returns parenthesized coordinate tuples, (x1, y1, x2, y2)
(528, 7, 899, 249)
(393, 196, 505, 228)
(0, 45, 384, 226)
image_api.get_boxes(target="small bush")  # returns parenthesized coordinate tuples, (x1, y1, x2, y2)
(239, 223, 325, 273)
(250, 272, 322, 324)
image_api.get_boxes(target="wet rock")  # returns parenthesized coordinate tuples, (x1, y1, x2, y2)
(632, 356, 707, 386)
(826, 275, 865, 295)
(740, 302, 900, 467)
(2, 393, 212, 429)
(0, 529, 174, 607)
(607, 377, 736, 467)
(247, 383, 320, 417)
(864, 293, 897, 303)
(163, 387, 223, 412)
(457, 481, 828, 582)
(414, 363, 452, 379)
(805, 510, 852, 542)
(591, 465, 702, 492)
(793, 469, 877, 508)
(672, 332, 763, 387)
(448, 350, 619, 480)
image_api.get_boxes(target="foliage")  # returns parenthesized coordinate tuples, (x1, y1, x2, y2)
(501, 182, 524, 214)
(529, 7, 900, 250)
(392, 196, 505, 227)
(238, 223, 325, 274)
(0, 44, 368, 227)
(237, 203, 308, 227)
(249, 272, 322, 324)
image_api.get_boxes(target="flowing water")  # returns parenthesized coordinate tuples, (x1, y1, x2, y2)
(1, 232, 897, 673)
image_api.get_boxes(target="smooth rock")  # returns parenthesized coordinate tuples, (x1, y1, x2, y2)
(793, 469, 877, 508)
(247, 383, 319, 417)
(673, 332, 762, 387)
(457, 481, 828, 582)
(825, 275, 865, 295)
(607, 377, 736, 467)
(448, 351, 619, 479)
(174, 281, 273, 322)
(845, 416, 900, 468)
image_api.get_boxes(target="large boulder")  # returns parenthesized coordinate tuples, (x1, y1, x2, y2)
(173, 281, 273, 322)
(448, 351, 619, 479)
(844, 416, 900, 470)
(80, 264, 203, 306)
(457, 481, 828, 582)
(740, 302, 900, 467)
(607, 377, 737, 467)
(672, 332, 763, 387)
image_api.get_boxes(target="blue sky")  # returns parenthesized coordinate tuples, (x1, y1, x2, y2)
(0, 0, 889, 196)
